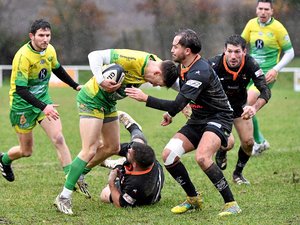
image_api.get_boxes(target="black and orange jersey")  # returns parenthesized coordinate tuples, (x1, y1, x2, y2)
(117, 160, 164, 207)
(208, 54, 271, 117)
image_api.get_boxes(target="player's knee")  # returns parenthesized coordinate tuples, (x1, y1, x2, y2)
(21, 148, 33, 157)
(52, 132, 66, 147)
(195, 155, 206, 168)
(163, 138, 185, 166)
(242, 138, 254, 155)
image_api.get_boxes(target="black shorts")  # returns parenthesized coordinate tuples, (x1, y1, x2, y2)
(178, 121, 232, 149)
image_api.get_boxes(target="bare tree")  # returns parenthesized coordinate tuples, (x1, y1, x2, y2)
(39, 0, 107, 64)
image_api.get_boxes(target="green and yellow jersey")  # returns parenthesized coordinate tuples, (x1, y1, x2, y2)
(9, 42, 60, 112)
(241, 17, 293, 74)
(77, 49, 161, 112)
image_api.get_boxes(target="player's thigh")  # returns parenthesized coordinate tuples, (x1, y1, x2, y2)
(234, 117, 254, 145)
(196, 131, 221, 158)
(40, 116, 63, 138)
(80, 117, 103, 151)
(101, 117, 120, 150)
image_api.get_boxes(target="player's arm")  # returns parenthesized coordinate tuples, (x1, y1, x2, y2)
(108, 169, 122, 208)
(88, 49, 112, 85)
(273, 48, 295, 73)
(52, 65, 80, 90)
(250, 59, 272, 105)
(125, 87, 189, 117)
(16, 86, 47, 110)
(16, 86, 59, 120)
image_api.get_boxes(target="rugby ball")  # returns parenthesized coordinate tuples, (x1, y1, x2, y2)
(102, 64, 125, 84)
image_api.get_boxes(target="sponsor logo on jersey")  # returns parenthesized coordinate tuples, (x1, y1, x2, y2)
(255, 69, 264, 77)
(39, 68, 47, 79)
(255, 39, 264, 49)
(20, 114, 27, 125)
(284, 34, 291, 42)
(122, 193, 136, 205)
(186, 80, 202, 88)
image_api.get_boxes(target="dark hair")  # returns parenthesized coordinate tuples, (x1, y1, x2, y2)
(257, 0, 273, 7)
(175, 29, 202, 54)
(225, 34, 246, 50)
(161, 60, 178, 88)
(30, 19, 51, 35)
(131, 142, 155, 169)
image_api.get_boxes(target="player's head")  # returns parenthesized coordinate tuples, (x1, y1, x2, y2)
(130, 142, 155, 169)
(171, 29, 201, 63)
(224, 35, 246, 68)
(225, 34, 246, 51)
(256, 0, 273, 23)
(30, 19, 51, 35)
(257, 0, 273, 8)
(161, 60, 178, 88)
(29, 19, 51, 52)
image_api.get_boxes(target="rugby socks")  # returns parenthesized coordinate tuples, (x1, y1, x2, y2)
(82, 167, 91, 175)
(64, 157, 87, 191)
(165, 161, 198, 197)
(204, 163, 234, 203)
(233, 147, 250, 176)
(252, 115, 265, 144)
(1, 153, 12, 165)
(63, 164, 71, 175)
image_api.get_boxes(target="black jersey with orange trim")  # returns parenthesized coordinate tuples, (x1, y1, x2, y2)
(178, 56, 233, 126)
(118, 160, 164, 207)
(208, 54, 270, 111)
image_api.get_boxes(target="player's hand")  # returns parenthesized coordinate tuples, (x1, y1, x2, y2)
(265, 69, 278, 84)
(100, 80, 121, 93)
(182, 104, 192, 119)
(161, 112, 172, 126)
(125, 87, 148, 102)
(241, 105, 256, 120)
(43, 104, 60, 120)
(75, 85, 82, 91)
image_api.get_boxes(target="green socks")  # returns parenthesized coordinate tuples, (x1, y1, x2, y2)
(65, 157, 87, 191)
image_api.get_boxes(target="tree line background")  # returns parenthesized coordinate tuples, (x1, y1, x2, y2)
(0, 0, 299, 66)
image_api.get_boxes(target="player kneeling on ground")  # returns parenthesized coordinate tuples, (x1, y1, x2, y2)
(100, 142, 164, 207)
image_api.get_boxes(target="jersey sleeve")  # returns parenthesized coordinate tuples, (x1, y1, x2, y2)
(241, 20, 251, 43)
(14, 54, 30, 87)
(49, 44, 60, 69)
(249, 57, 271, 102)
(275, 22, 293, 52)
(88, 49, 112, 84)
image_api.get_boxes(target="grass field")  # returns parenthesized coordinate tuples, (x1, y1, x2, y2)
(0, 71, 299, 225)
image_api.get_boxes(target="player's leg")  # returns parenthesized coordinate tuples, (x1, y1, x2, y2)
(215, 133, 235, 170)
(86, 116, 120, 169)
(101, 111, 146, 169)
(118, 111, 146, 143)
(1, 110, 37, 182)
(232, 117, 253, 185)
(0, 132, 33, 182)
(248, 86, 269, 154)
(163, 130, 202, 214)
(40, 116, 72, 175)
(54, 117, 103, 214)
(196, 127, 241, 216)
